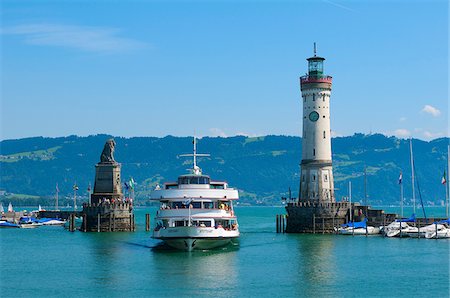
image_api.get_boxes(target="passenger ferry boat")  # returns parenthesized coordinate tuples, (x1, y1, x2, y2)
(150, 138, 240, 251)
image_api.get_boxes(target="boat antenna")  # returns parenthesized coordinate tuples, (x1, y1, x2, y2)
(179, 137, 210, 175)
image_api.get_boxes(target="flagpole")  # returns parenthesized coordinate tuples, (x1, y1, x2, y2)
(73, 184, 77, 211)
(55, 183, 59, 211)
(400, 175, 403, 218)
(410, 138, 416, 214)
(447, 145, 449, 218)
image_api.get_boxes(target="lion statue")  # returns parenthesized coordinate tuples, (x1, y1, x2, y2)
(100, 139, 116, 163)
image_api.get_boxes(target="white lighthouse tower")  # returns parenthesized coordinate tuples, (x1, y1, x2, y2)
(299, 44, 335, 203)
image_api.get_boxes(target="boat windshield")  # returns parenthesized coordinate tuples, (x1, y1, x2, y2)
(178, 176, 210, 185)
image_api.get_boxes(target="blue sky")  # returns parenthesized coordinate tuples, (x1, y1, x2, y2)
(1, 0, 448, 140)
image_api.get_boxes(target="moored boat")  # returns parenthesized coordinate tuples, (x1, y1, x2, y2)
(151, 138, 240, 251)
(0, 220, 20, 228)
(336, 219, 380, 235)
(425, 219, 450, 239)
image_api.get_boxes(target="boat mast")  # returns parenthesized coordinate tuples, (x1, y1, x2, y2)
(349, 181, 352, 222)
(410, 138, 416, 214)
(447, 145, 449, 217)
(400, 172, 404, 218)
(55, 183, 59, 211)
(179, 137, 210, 175)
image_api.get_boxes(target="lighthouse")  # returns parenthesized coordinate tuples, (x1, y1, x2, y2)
(299, 44, 335, 203)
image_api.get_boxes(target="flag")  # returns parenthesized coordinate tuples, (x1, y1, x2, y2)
(129, 178, 136, 189)
(124, 182, 129, 190)
(87, 183, 91, 192)
(398, 172, 402, 185)
(442, 171, 447, 185)
(73, 184, 79, 191)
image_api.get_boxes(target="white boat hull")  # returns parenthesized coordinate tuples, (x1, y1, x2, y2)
(425, 227, 450, 239)
(154, 226, 239, 251)
(338, 226, 380, 235)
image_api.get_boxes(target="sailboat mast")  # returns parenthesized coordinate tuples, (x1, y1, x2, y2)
(400, 174, 404, 217)
(447, 145, 449, 217)
(410, 138, 416, 214)
(55, 183, 59, 210)
(349, 181, 352, 222)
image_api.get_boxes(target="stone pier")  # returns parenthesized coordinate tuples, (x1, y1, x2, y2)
(81, 139, 135, 232)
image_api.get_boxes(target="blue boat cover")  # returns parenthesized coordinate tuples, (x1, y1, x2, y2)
(396, 214, 416, 223)
(0, 221, 19, 227)
(37, 218, 61, 223)
(436, 219, 450, 225)
(341, 218, 367, 228)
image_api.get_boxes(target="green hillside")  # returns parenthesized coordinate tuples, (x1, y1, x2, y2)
(0, 134, 448, 206)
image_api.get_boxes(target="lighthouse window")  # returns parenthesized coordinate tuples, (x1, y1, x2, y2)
(323, 131, 326, 139)
(312, 94, 315, 101)
(313, 175, 316, 181)
(324, 175, 328, 182)
(313, 149, 316, 156)
(323, 115, 326, 118)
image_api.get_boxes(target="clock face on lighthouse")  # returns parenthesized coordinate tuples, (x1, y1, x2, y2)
(309, 111, 319, 122)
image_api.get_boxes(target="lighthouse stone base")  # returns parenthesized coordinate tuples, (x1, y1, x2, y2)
(285, 201, 397, 233)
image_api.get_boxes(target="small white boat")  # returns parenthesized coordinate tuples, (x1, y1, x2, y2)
(425, 220, 450, 239)
(19, 222, 41, 229)
(336, 219, 380, 235)
(38, 218, 66, 226)
(384, 214, 419, 237)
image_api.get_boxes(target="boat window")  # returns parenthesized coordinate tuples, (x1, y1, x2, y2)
(203, 202, 213, 209)
(189, 177, 200, 184)
(210, 184, 224, 189)
(192, 202, 201, 208)
(172, 202, 184, 209)
(200, 220, 212, 227)
(162, 220, 169, 228)
(199, 176, 210, 184)
(175, 221, 185, 227)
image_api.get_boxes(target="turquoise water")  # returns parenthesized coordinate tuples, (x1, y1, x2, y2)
(1, 207, 449, 297)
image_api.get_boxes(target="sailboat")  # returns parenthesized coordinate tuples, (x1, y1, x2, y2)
(385, 138, 428, 237)
(425, 219, 450, 239)
(0, 202, 4, 214)
(337, 218, 380, 235)
(7, 202, 13, 212)
(384, 214, 418, 237)
(337, 181, 380, 235)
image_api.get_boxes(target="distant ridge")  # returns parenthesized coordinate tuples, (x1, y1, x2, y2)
(0, 134, 448, 206)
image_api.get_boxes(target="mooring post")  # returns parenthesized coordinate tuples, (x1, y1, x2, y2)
(417, 220, 421, 239)
(97, 213, 101, 232)
(382, 214, 386, 237)
(109, 213, 112, 232)
(313, 214, 316, 234)
(145, 214, 150, 231)
(322, 217, 325, 234)
(282, 215, 286, 233)
(332, 216, 335, 234)
(113, 213, 116, 231)
(129, 214, 133, 232)
(275, 214, 280, 233)
(435, 222, 438, 240)
(83, 213, 87, 232)
(400, 221, 402, 238)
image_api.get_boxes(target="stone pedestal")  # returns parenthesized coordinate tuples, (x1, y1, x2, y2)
(90, 162, 123, 204)
(81, 144, 135, 232)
